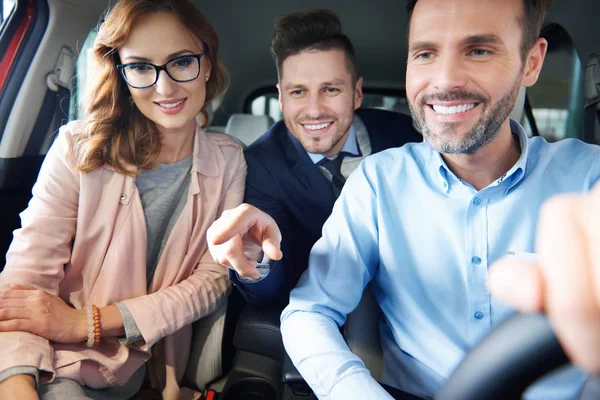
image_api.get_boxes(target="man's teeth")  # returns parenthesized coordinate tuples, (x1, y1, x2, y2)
(304, 122, 332, 130)
(432, 103, 476, 115)
(158, 100, 183, 109)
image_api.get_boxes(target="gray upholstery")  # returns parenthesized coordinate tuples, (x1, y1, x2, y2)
(344, 284, 384, 381)
(510, 86, 527, 122)
(183, 297, 228, 392)
(225, 114, 275, 146)
(205, 125, 226, 134)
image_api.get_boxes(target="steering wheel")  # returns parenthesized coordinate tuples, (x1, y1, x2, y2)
(436, 313, 569, 400)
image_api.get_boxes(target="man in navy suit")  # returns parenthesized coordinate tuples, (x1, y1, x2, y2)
(229, 9, 421, 310)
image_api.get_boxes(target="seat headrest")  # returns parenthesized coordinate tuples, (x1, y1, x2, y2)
(225, 114, 275, 146)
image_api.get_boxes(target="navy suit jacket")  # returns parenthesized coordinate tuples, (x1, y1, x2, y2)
(231, 108, 422, 309)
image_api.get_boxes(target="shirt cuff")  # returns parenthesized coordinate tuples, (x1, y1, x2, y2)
(235, 263, 272, 283)
(328, 370, 394, 400)
(0, 366, 39, 388)
(115, 302, 144, 345)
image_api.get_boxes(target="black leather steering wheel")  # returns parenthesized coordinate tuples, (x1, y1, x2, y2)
(436, 313, 569, 400)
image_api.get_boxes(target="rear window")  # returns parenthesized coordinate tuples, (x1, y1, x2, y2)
(247, 90, 410, 122)
(522, 24, 596, 143)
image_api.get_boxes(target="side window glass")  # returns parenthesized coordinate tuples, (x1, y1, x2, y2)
(69, 30, 98, 121)
(523, 24, 584, 142)
(361, 93, 411, 116)
(247, 91, 411, 122)
(0, 0, 16, 33)
(250, 93, 281, 122)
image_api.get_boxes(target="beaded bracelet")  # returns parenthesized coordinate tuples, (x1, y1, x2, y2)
(84, 304, 101, 347)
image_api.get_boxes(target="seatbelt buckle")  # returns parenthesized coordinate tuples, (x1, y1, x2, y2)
(204, 389, 218, 400)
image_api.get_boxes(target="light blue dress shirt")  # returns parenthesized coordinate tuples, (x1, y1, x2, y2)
(281, 120, 600, 400)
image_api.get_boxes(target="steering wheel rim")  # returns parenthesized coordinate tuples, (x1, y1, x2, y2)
(435, 313, 569, 400)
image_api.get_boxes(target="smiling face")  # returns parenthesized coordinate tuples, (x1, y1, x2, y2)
(118, 11, 212, 136)
(277, 49, 363, 158)
(406, 0, 545, 155)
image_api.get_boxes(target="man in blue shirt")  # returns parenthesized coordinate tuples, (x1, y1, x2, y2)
(208, 0, 600, 398)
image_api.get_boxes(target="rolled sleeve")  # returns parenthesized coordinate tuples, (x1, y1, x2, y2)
(115, 302, 144, 345)
(0, 366, 39, 387)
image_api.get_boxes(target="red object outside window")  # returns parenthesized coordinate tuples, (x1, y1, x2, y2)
(0, 0, 35, 94)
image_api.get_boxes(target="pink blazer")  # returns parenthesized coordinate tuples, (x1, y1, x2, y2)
(0, 120, 246, 398)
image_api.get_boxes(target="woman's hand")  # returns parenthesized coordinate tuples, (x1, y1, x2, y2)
(0, 284, 87, 344)
(0, 374, 38, 400)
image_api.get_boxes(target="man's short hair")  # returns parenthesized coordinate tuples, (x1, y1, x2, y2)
(271, 9, 358, 84)
(406, 0, 553, 62)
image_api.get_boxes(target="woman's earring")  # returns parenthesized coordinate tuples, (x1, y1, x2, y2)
(205, 76, 209, 82)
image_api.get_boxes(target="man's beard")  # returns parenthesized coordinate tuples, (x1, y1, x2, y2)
(409, 76, 522, 155)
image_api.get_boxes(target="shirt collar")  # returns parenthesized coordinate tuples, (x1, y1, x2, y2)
(434, 119, 530, 193)
(501, 119, 529, 192)
(305, 122, 360, 164)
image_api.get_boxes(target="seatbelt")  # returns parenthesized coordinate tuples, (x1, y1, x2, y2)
(24, 86, 70, 156)
(583, 54, 600, 144)
(24, 46, 75, 156)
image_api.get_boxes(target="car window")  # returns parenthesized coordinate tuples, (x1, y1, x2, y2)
(249, 92, 281, 122)
(247, 91, 410, 122)
(0, 0, 16, 32)
(69, 29, 97, 121)
(523, 24, 588, 142)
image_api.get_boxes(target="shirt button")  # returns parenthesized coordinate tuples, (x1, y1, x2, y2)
(472, 197, 482, 206)
(443, 181, 448, 188)
(120, 193, 127, 201)
(474, 311, 484, 320)
(471, 256, 482, 265)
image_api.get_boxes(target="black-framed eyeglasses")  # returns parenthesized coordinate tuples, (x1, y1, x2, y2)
(117, 53, 204, 89)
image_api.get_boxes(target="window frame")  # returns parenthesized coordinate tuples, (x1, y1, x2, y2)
(522, 23, 595, 143)
(0, 0, 49, 141)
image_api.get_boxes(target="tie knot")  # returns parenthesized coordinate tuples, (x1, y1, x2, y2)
(320, 154, 344, 172)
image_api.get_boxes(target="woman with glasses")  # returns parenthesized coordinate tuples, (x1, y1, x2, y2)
(0, 0, 244, 399)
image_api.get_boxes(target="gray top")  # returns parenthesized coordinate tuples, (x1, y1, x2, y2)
(136, 156, 193, 284)
(117, 155, 193, 344)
